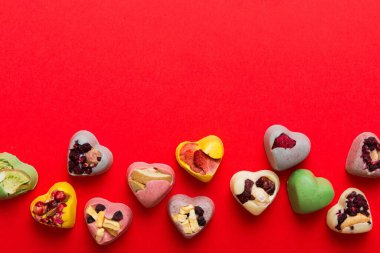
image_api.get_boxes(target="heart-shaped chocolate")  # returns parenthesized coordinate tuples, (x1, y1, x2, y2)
(287, 169, 334, 214)
(168, 194, 214, 239)
(230, 170, 279, 215)
(84, 197, 133, 245)
(346, 132, 380, 178)
(264, 125, 311, 171)
(30, 182, 77, 228)
(175, 135, 224, 182)
(68, 130, 113, 176)
(127, 162, 175, 208)
(327, 188, 372, 234)
(0, 152, 38, 200)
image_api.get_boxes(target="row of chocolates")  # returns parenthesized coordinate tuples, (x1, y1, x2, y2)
(0, 125, 378, 244)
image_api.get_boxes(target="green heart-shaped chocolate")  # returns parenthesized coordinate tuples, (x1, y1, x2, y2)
(287, 169, 334, 214)
(0, 152, 38, 199)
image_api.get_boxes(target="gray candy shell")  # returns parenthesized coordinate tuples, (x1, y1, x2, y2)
(345, 132, 380, 178)
(264, 125, 311, 171)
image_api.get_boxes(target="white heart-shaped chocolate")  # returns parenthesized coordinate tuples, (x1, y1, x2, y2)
(264, 125, 311, 171)
(326, 188, 372, 234)
(345, 132, 380, 178)
(68, 130, 113, 176)
(168, 194, 214, 239)
(127, 162, 175, 208)
(84, 197, 133, 245)
(230, 170, 279, 215)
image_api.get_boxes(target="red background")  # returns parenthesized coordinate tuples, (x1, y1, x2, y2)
(1, 0, 379, 252)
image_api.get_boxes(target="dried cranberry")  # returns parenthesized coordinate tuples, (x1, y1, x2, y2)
(86, 216, 95, 224)
(68, 141, 96, 175)
(53, 214, 64, 225)
(95, 204, 106, 213)
(80, 143, 92, 153)
(47, 200, 58, 210)
(33, 201, 46, 216)
(361, 137, 380, 172)
(236, 179, 255, 204)
(83, 167, 92, 174)
(112, 211, 123, 221)
(335, 191, 370, 230)
(194, 206, 204, 216)
(69, 152, 80, 162)
(197, 216, 206, 226)
(72, 166, 83, 174)
(53, 191, 66, 202)
(57, 203, 67, 213)
(256, 177, 275, 195)
(272, 133, 296, 149)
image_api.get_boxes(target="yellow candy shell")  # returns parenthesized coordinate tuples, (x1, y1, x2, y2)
(30, 182, 77, 228)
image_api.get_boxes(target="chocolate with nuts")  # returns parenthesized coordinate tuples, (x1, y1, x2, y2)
(230, 170, 280, 216)
(68, 140, 101, 175)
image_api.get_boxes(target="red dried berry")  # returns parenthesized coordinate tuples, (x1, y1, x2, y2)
(111, 211, 123, 221)
(95, 204, 106, 213)
(236, 179, 255, 204)
(361, 137, 380, 172)
(272, 133, 296, 149)
(33, 201, 46, 216)
(68, 141, 96, 175)
(53, 191, 67, 202)
(57, 203, 67, 213)
(256, 177, 276, 195)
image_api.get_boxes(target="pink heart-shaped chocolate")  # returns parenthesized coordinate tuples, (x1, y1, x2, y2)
(68, 130, 113, 176)
(264, 125, 311, 171)
(168, 194, 214, 239)
(127, 162, 175, 208)
(84, 197, 132, 245)
(346, 132, 380, 178)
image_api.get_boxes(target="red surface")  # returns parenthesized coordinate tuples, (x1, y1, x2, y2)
(1, 0, 380, 252)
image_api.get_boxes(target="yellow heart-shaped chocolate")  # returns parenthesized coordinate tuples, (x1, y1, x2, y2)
(175, 135, 224, 182)
(30, 182, 77, 228)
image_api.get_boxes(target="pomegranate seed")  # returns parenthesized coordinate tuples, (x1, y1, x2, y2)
(54, 191, 67, 202)
(57, 203, 67, 212)
(33, 201, 46, 215)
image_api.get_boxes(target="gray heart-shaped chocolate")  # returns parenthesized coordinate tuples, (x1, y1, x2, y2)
(68, 130, 113, 176)
(264, 125, 311, 171)
(345, 132, 380, 178)
(168, 194, 214, 239)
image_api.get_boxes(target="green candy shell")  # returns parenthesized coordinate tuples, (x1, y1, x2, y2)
(0, 152, 38, 199)
(287, 169, 334, 214)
